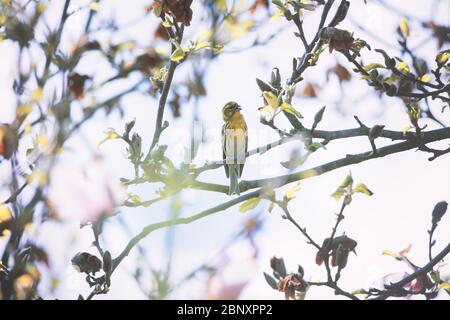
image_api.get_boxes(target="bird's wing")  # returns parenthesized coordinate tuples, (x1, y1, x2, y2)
(239, 122, 248, 178)
(222, 123, 229, 178)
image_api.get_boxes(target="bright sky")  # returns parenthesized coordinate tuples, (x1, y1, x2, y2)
(0, 0, 449, 300)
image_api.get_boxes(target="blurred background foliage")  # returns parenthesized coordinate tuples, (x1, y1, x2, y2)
(0, 0, 449, 300)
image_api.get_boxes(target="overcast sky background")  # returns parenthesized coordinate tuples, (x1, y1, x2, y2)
(0, 0, 449, 299)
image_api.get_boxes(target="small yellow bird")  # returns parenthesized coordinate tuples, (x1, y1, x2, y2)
(222, 102, 248, 195)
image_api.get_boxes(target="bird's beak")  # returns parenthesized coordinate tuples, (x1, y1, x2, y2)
(235, 104, 242, 111)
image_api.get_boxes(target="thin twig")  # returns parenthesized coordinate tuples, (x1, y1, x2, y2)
(278, 203, 321, 250)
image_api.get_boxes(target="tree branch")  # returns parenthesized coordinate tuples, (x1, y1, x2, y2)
(146, 60, 178, 157)
(111, 189, 262, 273)
(191, 127, 450, 194)
(146, 25, 185, 159)
(371, 243, 450, 300)
(240, 127, 450, 192)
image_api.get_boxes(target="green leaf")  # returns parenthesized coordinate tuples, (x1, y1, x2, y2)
(430, 270, 440, 284)
(286, 183, 302, 200)
(194, 41, 210, 51)
(280, 102, 302, 118)
(272, 0, 287, 12)
(98, 129, 119, 147)
(402, 125, 413, 135)
(331, 173, 353, 200)
(270, 10, 284, 21)
(331, 187, 345, 201)
(340, 173, 353, 188)
(239, 197, 261, 213)
(382, 250, 400, 259)
(170, 48, 186, 63)
(353, 183, 373, 196)
(262, 91, 279, 109)
(363, 63, 385, 72)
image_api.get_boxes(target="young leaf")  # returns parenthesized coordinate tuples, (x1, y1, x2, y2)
(340, 173, 353, 188)
(402, 125, 413, 135)
(353, 183, 373, 196)
(170, 48, 186, 63)
(239, 197, 261, 213)
(400, 17, 409, 37)
(272, 0, 287, 12)
(270, 10, 284, 21)
(331, 173, 353, 200)
(430, 270, 440, 284)
(420, 74, 431, 83)
(382, 250, 401, 260)
(285, 183, 302, 200)
(262, 91, 279, 108)
(280, 102, 302, 118)
(331, 188, 345, 201)
(397, 61, 410, 73)
(363, 63, 385, 72)
(439, 283, 450, 291)
(98, 129, 119, 147)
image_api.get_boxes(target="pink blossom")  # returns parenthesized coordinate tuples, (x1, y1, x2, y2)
(47, 157, 126, 223)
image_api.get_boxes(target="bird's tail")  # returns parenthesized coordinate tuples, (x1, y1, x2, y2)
(228, 164, 240, 195)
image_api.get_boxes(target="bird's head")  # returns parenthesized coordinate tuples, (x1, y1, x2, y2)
(222, 101, 242, 121)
